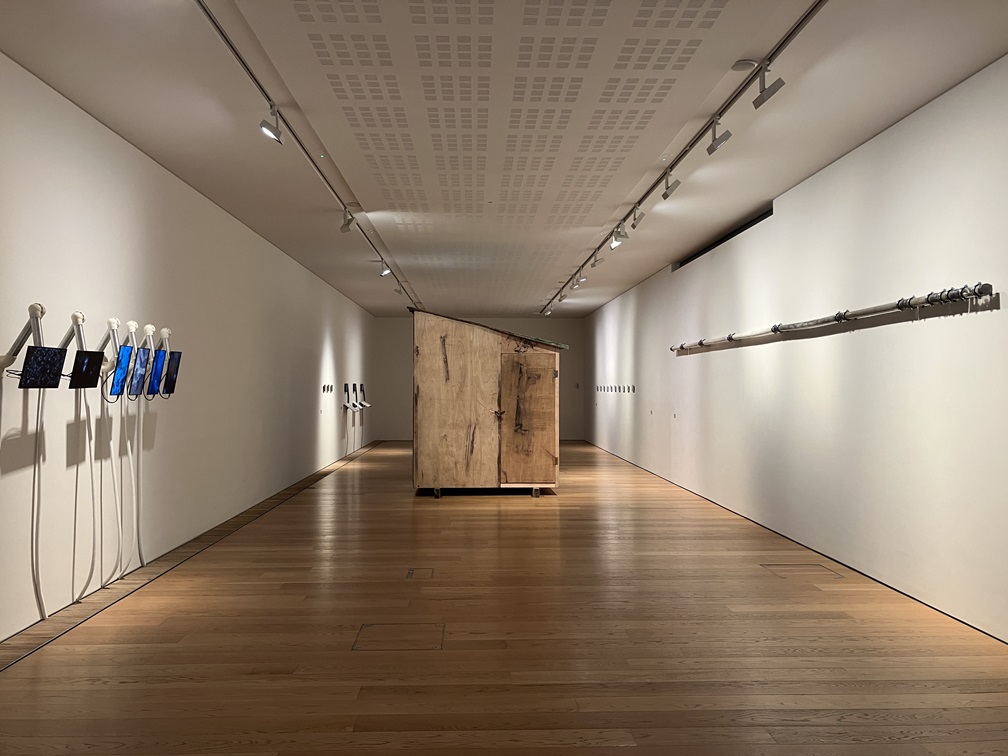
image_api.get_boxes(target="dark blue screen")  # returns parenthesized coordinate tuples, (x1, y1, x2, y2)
(147, 349, 167, 395)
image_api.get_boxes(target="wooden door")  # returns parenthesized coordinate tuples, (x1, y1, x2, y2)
(499, 352, 558, 486)
(413, 311, 501, 489)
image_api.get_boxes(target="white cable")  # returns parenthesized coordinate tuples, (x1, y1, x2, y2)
(82, 391, 101, 592)
(136, 399, 146, 567)
(103, 398, 123, 583)
(121, 399, 139, 578)
(29, 390, 47, 619)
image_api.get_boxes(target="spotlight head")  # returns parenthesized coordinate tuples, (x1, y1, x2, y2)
(707, 118, 732, 155)
(259, 104, 282, 144)
(380, 264, 392, 277)
(661, 177, 681, 201)
(610, 236, 622, 250)
(577, 272, 587, 283)
(571, 280, 580, 290)
(590, 255, 605, 268)
(753, 64, 785, 110)
(614, 221, 629, 241)
(544, 306, 553, 316)
(630, 206, 645, 230)
(558, 292, 568, 302)
(340, 208, 354, 233)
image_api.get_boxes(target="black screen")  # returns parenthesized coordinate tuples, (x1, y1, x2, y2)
(128, 347, 150, 397)
(162, 351, 182, 395)
(18, 346, 67, 389)
(69, 350, 105, 389)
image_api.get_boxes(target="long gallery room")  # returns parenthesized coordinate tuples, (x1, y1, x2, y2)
(1, 1, 1007, 754)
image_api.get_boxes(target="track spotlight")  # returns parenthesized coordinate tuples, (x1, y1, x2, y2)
(571, 281, 580, 290)
(706, 117, 732, 155)
(614, 221, 629, 241)
(340, 208, 355, 233)
(590, 254, 605, 268)
(630, 206, 645, 230)
(380, 263, 391, 277)
(610, 236, 621, 250)
(577, 272, 587, 283)
(661, 173, 681, 200)
(544, 305, 553, 316)
(558, 292, 568, 302)
(259, 103, 282, 144)
(753, 61, 785, 110)
(394, 285, 403, 295)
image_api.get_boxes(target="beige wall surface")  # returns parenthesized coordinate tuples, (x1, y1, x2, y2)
(0, 52, 375, 640)
(586, 55, 1008, 642)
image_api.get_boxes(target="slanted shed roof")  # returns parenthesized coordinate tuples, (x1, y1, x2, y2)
(409, 308, 569, 351)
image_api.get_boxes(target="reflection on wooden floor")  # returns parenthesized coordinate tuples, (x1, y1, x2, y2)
(1, 440, 1006, 754)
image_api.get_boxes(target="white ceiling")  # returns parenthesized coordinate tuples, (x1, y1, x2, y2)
(1, 0, 1006, 318)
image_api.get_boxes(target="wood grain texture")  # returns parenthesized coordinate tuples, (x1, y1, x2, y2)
(413, 311, 500, 488)
(1, 441, 1006, 754)
(500, 351, 558, 485)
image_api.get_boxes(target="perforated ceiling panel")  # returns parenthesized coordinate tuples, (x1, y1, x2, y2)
(234, 0, 811, 315)
(4, 1, 1003, 318)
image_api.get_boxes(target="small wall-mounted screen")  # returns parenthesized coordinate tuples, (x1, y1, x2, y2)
(110, 344, 133, 396)
(18, 346, 67, 389)
(128, 347, 150, 397)
(69, 350, 105, 389)
(147, 349, 167, 395)
(162, 351, 182, 395)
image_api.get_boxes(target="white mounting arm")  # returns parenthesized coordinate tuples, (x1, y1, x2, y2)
(97, 318, 123, 374)
(141, 324, 156, 351)
(155, 327, 172, 353)
(57, 311, 89, 351)
(0, 303, 47, 370)
(125, 320, 140, 350)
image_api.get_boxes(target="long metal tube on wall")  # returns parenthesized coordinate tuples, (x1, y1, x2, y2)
(672, 282, 994, 352)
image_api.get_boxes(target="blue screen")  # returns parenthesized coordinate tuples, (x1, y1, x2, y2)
(147, 349, 167, 395)
(128, 347, 150, 397)
(110, 344, 133, 397)
(163, 351, 182, 395)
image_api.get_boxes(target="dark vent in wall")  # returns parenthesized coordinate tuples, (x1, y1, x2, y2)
(677, 204, 773, 269)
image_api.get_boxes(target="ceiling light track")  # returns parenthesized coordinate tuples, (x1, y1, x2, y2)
(192, 0, 419, 309)
(539, 0, 830, 315)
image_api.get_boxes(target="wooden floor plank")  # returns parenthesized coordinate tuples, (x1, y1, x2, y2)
(1, 441, 1006, 753)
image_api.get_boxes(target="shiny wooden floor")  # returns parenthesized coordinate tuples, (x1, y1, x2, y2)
(2, 441, 1007, 755)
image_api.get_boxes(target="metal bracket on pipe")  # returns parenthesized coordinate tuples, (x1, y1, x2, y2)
(0, 303, 47, 370)
(672, 282, 994, 353)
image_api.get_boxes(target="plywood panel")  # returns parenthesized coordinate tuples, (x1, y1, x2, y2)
(413, 311, 501, 488)
(500, 352, 558, 486)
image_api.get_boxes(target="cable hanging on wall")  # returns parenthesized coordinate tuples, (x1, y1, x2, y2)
(193, 0, 419, 309)
(540, 0, 830, 315)
(672, 282, 995, 353)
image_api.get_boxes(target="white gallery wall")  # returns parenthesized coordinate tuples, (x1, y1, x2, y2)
(369, 317, 586, 442)
(0, 52, 374, 640)
(586, 54, 1008, 642)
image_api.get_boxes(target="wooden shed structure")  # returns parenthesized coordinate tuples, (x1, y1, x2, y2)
(412, 310, 567, 493)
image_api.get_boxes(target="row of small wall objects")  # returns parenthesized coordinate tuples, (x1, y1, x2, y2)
(342, 383, 370, 411)
(2, 308, 181, 402)
(597, 385, 636, 393)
